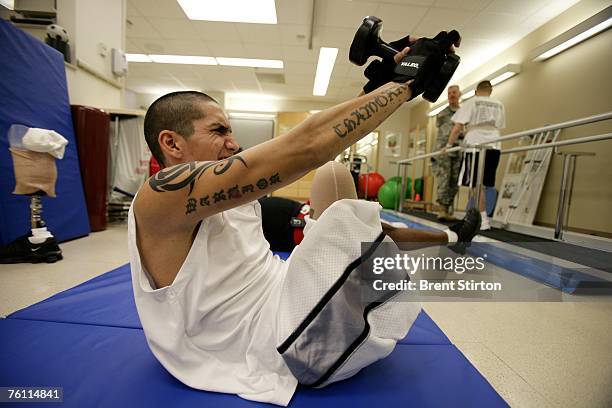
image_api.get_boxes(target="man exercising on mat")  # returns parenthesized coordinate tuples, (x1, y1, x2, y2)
(129, 29, 479, 406)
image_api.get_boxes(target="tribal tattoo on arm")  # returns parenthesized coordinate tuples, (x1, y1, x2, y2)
(146, 155, 283, 215)
(149, 155, 248, 195)
(333, 84, 409, 138)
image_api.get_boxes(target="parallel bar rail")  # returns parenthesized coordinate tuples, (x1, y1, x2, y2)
(394, 112, 612, 237)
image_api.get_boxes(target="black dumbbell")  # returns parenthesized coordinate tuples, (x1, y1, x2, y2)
(349, 16, 397, 66)
(349, 16, 461, 103)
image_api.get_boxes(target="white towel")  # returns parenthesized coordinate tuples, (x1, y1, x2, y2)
(22, 127, 69, 159)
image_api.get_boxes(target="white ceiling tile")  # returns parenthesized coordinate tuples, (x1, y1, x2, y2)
(284, 73, 314, 86)
(162, 64, 202, 80)
(433, 0, 492, 11)
(282, 45, 318, 62)
(126, 1, 142, 17)
(126, 38, 145, 53)
(279, 24, 311, 46)
(241, 44, 283, 60)
(192, 21, 242, 42)
(127, 38, 166, 53)
(147, 18, 199, 40)
(231, 81, 263, 93)
(330, 64, 351, 79)
(128, 0, 186, 18)
(354, 0, 436, 6)
(414, 8, 475, 34)
(130, 63, 173, 79)
(531, 0, 580, 21)
(485, 0, 546, 17)
(202, 79, 235, 93)
(205, 42, 246, 57)
(156, 39, 212, 56)
(126, 77, 186, 93)
(193, 66, 229, 81)
(236, 24, 281, 44)
(312, 26, 355, 48)
(126, 63, 148, 77)
(346, 64, 367, 79)
(462, 12, 525, 41)
(316, 0, 380, 29)
(123, 0, 581, 104)
(374, 4, 429, 32)
(126, 16, 162, 39)
(222, 67, 260, 82)
(276, 0, 313, 25)
(284, 61, 316, 75)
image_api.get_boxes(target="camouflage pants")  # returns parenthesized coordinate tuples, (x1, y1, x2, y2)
(431, 145, 462, 208)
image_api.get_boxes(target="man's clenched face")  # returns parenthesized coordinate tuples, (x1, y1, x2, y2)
(181, 101, 240, 162)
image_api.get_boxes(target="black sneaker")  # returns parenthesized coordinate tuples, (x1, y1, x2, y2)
(0, 234, 63, 264)
(448, 208, 481, 255)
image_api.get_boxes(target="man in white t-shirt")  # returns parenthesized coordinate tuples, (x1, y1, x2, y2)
(444, 80, 506, 230)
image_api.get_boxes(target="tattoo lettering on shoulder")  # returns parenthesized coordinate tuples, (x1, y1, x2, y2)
(149, 156, 248, 195)
(332, 83, 409, 139)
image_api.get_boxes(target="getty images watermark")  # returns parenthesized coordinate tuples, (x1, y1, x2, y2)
(371, 252, 501, 292)
(357, 242, 612, 302)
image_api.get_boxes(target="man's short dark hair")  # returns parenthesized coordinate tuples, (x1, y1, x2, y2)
(144, 91, 218, 166)
(476, 80, 492, 92)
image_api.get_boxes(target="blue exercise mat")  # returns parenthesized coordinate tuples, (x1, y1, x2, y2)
(8, 261, 450, 345)
(0, 20, 90, 245)
(379, 211, 611, 294)
(0, 318, 507, 407)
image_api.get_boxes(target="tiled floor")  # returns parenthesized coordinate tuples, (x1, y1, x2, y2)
(1, 222, 611, 407)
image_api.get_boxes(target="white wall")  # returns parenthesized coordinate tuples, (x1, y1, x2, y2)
(57, 0, 125, 108)
(376, 104, 412, 180)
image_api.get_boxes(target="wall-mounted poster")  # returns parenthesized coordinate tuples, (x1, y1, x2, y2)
(384, 132, 401, 157)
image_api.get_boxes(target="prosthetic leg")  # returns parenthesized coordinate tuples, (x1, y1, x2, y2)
(0, 147, 63, 264)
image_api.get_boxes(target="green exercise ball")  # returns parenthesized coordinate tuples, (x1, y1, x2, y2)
(414, 177, 423, 196)
(378, 180, 401, 209)
(388, 176, 412, 198)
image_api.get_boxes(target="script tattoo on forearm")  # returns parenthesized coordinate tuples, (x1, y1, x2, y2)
(149, 156, 248, 195)
(185, 172, 282, 215)
(333, 84, 409, 138)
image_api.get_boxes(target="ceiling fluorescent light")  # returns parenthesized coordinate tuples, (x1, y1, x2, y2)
(216, 57, 283, 69)
(490, 71, 517, 85)
(0, 0, 14, 10)
(177, 0, 277, 24)
(126, 53, 152, 62)
(427, 64, 520, 116)
(462, 89, 476, 100)
(531, 6, 612, 61)
(428, 103, 448, 117)
(149, 55, 217, 65)
(229, 112, 276, 120)
(313, 47, 338, 96)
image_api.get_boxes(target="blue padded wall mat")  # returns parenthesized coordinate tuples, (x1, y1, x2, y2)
(0, 20, 90, 245)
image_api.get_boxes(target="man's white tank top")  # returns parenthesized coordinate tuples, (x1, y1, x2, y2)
(128, 200, 298, 406)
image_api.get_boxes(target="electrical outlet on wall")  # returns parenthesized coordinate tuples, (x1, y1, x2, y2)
(97, 42, 108, 58)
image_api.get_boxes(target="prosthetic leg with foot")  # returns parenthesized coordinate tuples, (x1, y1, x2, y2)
(0, 191, 63, 264)
(1, 127, 65, 264)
